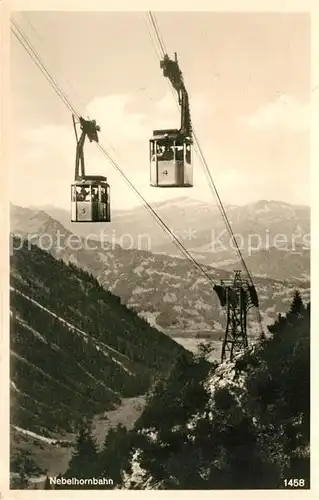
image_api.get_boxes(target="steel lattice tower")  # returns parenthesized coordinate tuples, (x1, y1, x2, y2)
(214, 270, 258, 362)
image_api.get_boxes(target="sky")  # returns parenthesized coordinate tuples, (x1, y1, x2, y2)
(10, 11, 310, 211)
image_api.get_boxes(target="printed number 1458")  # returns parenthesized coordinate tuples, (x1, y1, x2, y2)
(284, 479, 305, 487)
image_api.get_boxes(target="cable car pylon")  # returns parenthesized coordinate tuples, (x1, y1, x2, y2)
(215, 271, 255, 362)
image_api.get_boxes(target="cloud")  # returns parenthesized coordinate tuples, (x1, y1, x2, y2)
(11, 93, 163, 210)
(19, 92, 152, 173)
(152, 91, 214, 135)
(155, 91, 213, 117)
(23, 124, 71, 157)
(25, 94, 150, 146)
(216, 168, 247, 187)
(15, 91, 289, 211)
(26, 124, 70, 144)
(156, 93, 176, 113)
(241, 95, 309, 131)
(87, 94, 149, 143)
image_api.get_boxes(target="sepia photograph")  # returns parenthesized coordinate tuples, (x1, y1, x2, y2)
(8, 7, 310, 491)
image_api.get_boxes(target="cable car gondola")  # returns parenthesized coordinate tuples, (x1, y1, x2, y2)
(150, 52, 193, 188)
(71, 115, 111, 223)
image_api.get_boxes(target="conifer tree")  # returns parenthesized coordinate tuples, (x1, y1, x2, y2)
(99, 424, 130, 486)
(17, 468, 29, 490)
(65, 418, 99, 483)
(44, 475, 51, 490)
(195, 341, 215, 361)
(289, 290, 304, 316)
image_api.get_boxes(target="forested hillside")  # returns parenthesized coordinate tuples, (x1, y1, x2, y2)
(10, 238, 186, 485)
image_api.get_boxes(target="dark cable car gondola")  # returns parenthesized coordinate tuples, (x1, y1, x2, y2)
(150, 52, 193, 188)
(71, 115, 111, 223)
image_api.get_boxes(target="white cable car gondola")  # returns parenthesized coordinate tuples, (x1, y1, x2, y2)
(71, 115, 111, 223)
(150, 53, 193, 188)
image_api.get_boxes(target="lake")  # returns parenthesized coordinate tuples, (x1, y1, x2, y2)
(173, 337, 222, 363)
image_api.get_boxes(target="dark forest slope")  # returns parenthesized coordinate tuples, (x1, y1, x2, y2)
(10, 238, 186, 440)
(63, 295, 310, 490)
(122, 299, 310, 489)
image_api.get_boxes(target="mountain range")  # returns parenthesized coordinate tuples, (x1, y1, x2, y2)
(11, 200, 310, 344)
(33, 197, 310, 281)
